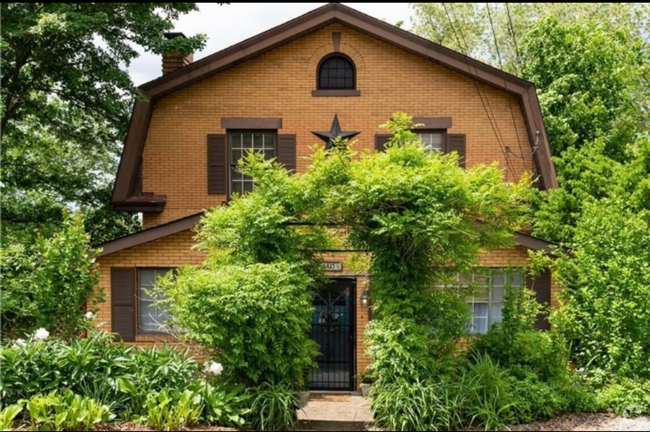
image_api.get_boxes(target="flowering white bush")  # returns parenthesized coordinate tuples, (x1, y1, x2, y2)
(34, 328, 50, 340)
(204, 361, 223, 376)
(13, 338, 26, 348)
(85, 312, 95, 320)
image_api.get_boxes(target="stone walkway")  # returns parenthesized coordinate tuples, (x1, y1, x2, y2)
(297, 393, 374, 431)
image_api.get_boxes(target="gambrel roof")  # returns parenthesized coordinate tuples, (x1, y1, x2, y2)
(112, 3, 558, 210)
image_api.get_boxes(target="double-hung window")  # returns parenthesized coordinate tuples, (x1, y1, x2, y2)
(416, 130, 446, 152)
(138, 268, 172, 335)
(228, 131, 276, 196)
(443, 269, 524, 335)
(464, 270, 524, 334)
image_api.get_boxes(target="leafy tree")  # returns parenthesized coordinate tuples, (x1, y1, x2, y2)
(530, 138, 650, 376)
(549, 197, 650, 377)
(0, 3, 211, 244)
(410, 3, 649, 76)
(1, 212, 101, 340)
(522, 17, 647, 159)
(533, 138, 650, 244)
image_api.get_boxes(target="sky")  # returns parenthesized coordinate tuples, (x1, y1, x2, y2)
(128, 3, 413, 85)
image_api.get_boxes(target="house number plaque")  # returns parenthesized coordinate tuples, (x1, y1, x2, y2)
(322, 262, 343, 272)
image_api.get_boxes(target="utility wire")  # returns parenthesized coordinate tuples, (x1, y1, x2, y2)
(505, 3, 524, 75)
(441, 3, 516, 179)
(486, 3, 504, 69)
(486, 3, 531, 174)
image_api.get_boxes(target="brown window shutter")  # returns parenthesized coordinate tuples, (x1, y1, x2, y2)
(111, 268, 136, 342)
(375, 134, 392, 152)
(447, 134, 466, 168)
(207, 135, 227, 194)
(277, 134, 297, 173)
(526, 269, 552, 331)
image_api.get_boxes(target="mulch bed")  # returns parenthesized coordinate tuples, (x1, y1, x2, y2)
(513, 413, 650, 432)
(94, 414, 650, 431)
(97, 425, 238, 431)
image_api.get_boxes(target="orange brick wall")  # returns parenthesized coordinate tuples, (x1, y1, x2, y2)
(141, 23, 533, 229)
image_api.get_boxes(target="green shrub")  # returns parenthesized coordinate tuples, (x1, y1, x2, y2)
(144, 389, 203, 431)
(246, 383, 299, 431)
(161, 262, 318, 388)
(0, 244, 38, 339)
(365, 318, 439, 385)
(22, 390, 114, 431)
(595, 378, 650, 416)
(471, 328, 568, 382)
(551, 376, 599, 414)
(471, 286, 569, 382)
(550, 197, 650, 377)
(0, 404, 23, 431)
(1, 213, 102, 340)
(511, 377, 566, 424)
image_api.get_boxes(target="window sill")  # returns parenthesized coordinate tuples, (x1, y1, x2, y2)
(135, 333, 177, 342)
(312, 89, 361, 97)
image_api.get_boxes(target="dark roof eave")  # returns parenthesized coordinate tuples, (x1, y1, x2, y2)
(111, 195, 167, 213)
(97, 210, 561, 258)
(96, 213, 202, 256)
(515, 231, 568, 255)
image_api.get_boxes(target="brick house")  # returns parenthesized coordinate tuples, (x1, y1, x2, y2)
(95, 4, 560, 391)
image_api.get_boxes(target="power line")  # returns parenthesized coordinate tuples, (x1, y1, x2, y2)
(486, 3, 530, 174)
(441, 3, 517, 180)
(505, 3, 524, 75)
(486, 3, 504, 69)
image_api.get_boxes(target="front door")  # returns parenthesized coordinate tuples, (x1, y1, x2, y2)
(308, 278, 356, 390)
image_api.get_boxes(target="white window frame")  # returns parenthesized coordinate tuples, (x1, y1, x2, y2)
(137, 268, 172, 335)
(228, 130, 277, 197)
(440, 269, 523, 335)
(416, 130, 446, 152)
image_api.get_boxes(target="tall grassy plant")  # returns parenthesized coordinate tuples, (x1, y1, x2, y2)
(461, 355, 519, 430)
(372, 379, 465, 431)
(246, 383, 299, 431)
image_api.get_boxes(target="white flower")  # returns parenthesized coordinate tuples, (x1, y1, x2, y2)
(13, 339, 26, 348)
(34, 328, 50, 340)
(85, 312, 95, 320)
(204, 361, 223, 376)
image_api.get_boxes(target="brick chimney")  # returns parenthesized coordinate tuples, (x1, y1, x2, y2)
(162, 32, 194, 75)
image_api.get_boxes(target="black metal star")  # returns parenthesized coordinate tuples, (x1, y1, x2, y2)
(311, 114, 360, 150)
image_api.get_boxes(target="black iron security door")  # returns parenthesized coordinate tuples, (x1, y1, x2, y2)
(308, 278, 356, 390)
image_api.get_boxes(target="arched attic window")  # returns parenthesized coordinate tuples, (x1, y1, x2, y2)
(318, 54, 356, 90)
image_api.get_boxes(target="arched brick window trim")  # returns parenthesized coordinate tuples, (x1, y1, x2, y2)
(317, 53, 356, 90)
